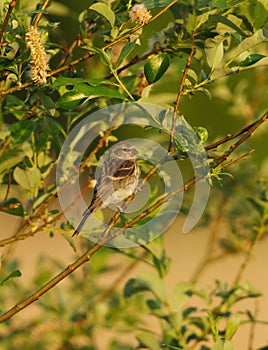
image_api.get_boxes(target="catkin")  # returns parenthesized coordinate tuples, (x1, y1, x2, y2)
(129, 4, 152, 25)
(25, 26, 49, 85)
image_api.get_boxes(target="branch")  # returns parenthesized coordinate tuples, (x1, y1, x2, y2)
(0, 0, 16, 43)
(0, 123, 120, 247)
(205, 111, 268, 151)
(0, 241, 103, 323)
(189, 193, 227, 283)
(169, 30, 195, 152)
(248, 300, 260, 350)
(230, 216, 267, 291)
(32, 0, 51, 27)
(189, 148, 255, 283)
(58, 34, 82, 67)
(0, 0, 178, 98)
(105, 48, 163, 79)
(212, 111, 268, 168)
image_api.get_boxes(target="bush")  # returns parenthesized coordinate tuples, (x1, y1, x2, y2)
(0, 0, 267, 349)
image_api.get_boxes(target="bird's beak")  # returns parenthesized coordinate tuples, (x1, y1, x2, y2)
(132, 148, 138, 156)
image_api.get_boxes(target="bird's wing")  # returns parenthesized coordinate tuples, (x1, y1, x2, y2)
(108, 160, 137, 188)
(94, 159, 137, 203)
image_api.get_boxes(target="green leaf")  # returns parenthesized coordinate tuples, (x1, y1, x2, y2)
(210, 56, 268, 80)
(209, 0, 245, 9)
(124, 272, 167, 301)
(238, 54, 266, 67)
(186, 68, 198, 84)
(196, 87, 212, 99)
(194, 127, 209, 143)
(146, 299, 162, 311)
(53, 77, 89, 87)
(115, 41, 137, 69)
(252, 0, 268, 30)
(225, 316, 240, 340)
(39, 117, 62, 140)
(144, 53, 170, 84)
(58, 91, 87, 110)
(38, 92, 55, 111)
(211, 340, 233, 350)
(10, 120, 36, 147)
(230, 29, 268, 63)
(247, 197, 264, 216)
(136, 331, 161, 350)
(0, 270, 22, 286)
(87, 46, 113, 68)
(75, 83, 126, 100)
(0, 198, 24, 217)
(4, 95, 28, 120)
(124, 278, 152, 298)
(186, 13, 197, 33)
(59, 83, 127, 108)
(209, 14, 246, 36)
(13, 167, 42, 192)
(141, 238, 170, 277)
(89, 3, 115, 27)
(171, 282, 194, 311)
(54, 77, 119, 88)
(205, 36, 224, 71)
(0, 149, 25, 174)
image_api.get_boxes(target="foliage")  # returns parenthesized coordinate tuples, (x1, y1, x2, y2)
(0, 0, 267, 349)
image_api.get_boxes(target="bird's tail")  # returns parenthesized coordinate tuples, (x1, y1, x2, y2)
(72, 208, 92, 237)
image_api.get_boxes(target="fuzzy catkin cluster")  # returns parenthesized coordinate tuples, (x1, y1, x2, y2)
(129, 4, 152, 25)
(25, 26, 49, 85)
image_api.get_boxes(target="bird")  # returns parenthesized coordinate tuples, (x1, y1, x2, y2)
(72, 141, 140, 237)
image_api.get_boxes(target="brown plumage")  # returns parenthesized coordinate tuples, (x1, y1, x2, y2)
(72, 141, 140, 237)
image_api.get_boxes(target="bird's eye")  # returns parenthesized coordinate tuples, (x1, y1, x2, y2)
(122, 148, 128, 152)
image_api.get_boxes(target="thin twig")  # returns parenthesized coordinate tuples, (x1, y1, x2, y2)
(105, 48, 162, 79)
(230, 218, 266, 290)
(212, 111, 268, 168)
(190, 193, 227, 283)
(248, 299, 259, 350)
(220, 149, 255, 170)
(205, 111, 268, 151)
(0, 0, 16, 43)
(189, 148, 255, 283)
(58, 35, 82, 67)
(169, 30, 195, 152)
(32, 0, 51, 27)
(2, 170, 12, 203)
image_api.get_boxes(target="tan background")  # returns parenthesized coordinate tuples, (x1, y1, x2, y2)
(1, 213, 267, 348)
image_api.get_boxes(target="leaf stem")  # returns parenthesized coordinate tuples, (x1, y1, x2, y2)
(169, 31, 195, 152)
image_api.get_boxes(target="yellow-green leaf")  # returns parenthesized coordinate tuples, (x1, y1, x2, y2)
(89, 3, 115, 27)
